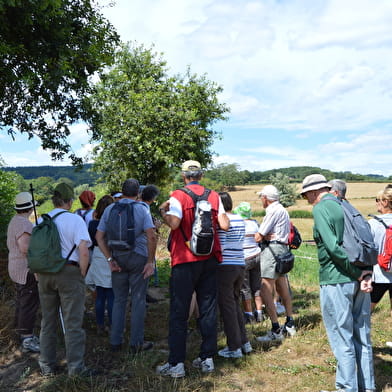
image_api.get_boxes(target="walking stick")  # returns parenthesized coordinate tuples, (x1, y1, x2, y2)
(29, 183, 38, 225)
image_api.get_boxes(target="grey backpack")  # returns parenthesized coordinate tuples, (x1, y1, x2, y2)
(323, 196, 378, 267)
(106, 202, 135, 251)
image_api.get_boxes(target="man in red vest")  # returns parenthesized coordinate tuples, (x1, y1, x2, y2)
(156, 160, 229, 378)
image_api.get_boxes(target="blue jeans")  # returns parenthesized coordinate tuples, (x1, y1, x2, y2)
(110, 251, 149, 347)
(95, 286, 114, 327)
(168, 257, 218, 364)
(320, 282, 375, 392)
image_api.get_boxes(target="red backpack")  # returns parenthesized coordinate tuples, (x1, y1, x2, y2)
(370, 215, 392, 272)
(288, 222, 302, 250)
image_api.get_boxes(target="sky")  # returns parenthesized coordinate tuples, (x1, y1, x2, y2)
(1, 0, 392, 176)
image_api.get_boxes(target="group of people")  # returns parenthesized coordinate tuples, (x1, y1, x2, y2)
(6, 180, 159, 376)
(5, 162, 392, 390)
(155, 160, 296, 377)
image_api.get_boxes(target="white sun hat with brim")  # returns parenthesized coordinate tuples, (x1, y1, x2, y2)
(301, 174, 331, 195)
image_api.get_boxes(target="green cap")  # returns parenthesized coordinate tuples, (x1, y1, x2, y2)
(233, 202, 252, 219)
(54, 183, 74, 200)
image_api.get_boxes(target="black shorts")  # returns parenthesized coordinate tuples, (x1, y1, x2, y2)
(370, 282, 392, 304)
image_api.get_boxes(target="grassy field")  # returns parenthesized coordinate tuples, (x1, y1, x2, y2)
(1, 182, 392, 391)
(230, 182, 387, 241)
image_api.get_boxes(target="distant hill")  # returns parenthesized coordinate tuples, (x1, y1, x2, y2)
(2, 164, 391, 186)
(2, 164, 99, 186)
(247, 166, 391, 183)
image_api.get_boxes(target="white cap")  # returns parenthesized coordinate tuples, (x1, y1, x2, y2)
(257, 185, 280, 201)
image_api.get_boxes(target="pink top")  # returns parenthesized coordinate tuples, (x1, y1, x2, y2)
(6, 214, 33, 284)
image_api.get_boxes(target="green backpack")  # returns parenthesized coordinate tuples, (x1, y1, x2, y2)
(27, 211, 76, 273)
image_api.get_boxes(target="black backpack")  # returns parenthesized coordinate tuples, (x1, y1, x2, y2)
(106, 202, 135, 252)
(323, 196, 378, 267)
(179, 187, 215, 256)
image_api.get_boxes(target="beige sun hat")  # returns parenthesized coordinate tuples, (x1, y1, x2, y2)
(14, 192, 37, 210)
(301, 174, 331, 195)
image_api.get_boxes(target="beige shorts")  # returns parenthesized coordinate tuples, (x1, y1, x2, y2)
(259, 243, 288, 279)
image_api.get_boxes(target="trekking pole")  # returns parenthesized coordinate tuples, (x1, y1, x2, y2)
(59, 307, 66, 335)
(29, 183, 38, 225)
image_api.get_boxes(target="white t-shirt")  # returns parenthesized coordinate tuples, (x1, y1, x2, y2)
(48, 208, 92, 262)
(369, 213, 392, 283)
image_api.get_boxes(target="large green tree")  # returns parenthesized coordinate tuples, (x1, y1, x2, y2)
(89, 43, 229, 189)
(0, 0, 119, 164)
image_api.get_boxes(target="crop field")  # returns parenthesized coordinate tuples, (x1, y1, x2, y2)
(229, 182, 387, 241)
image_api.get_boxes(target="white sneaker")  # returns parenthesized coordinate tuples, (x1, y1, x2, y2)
(256, 329, 284, 342)
(241, 341, 253, 354)
(156, 362, 185, 378)
(218, 347, 243, 358)
(386, 341, 392, 348)
(275, 302, 286, 315)
(192, 357, 214, 373)
(283, 324, 296, 337)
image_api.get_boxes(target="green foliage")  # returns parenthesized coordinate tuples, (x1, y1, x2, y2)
(205, 163, 250, 190)
(269, 172, 298, 207)
(2, 164, 99, 186)
(0, 167, 18, 252)
(248, 166, 391, 183)
(0, 0, 119, 164)
(289, 210, 313, 219)
(89, 42, 229, 189)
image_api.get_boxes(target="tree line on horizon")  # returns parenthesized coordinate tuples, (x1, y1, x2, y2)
(2, 163, 391, 188)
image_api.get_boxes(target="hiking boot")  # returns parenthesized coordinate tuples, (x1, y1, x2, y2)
(254, 310, 264, 322)
(241, 341, 253, 354)
(156, 362, 185, 378)
(275, 302, 286, 315)
(22, 336, 40, 353)
(283, 323, 296, 337)
(244, 313, 255, 324)
(256, 329, 284, 342)
(192, 357, 214, 373)
(130, 341, 153, 354)
(218, 347, 243, 358)
(40, 364, 56, 377)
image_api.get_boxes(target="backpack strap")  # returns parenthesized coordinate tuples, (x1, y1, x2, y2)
(368, 214, 389, 229)
(50, 211, 76, 261)
(179, 187, 211, 204)
(177, 187, 211, 242)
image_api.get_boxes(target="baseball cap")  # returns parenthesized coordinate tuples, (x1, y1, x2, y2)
(257, 185, 280, 201)
(181, 160, 202, 172)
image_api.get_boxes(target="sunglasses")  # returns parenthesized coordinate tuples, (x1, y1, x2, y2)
(376, 198, 382, 202)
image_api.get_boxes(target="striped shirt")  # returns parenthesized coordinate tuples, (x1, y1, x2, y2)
(218, 213, 245, 266)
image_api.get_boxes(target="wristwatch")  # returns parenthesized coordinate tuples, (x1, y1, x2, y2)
(107, 257, 113, 263)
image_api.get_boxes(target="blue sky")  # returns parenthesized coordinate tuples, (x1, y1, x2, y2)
(1, 0, 392, 175)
